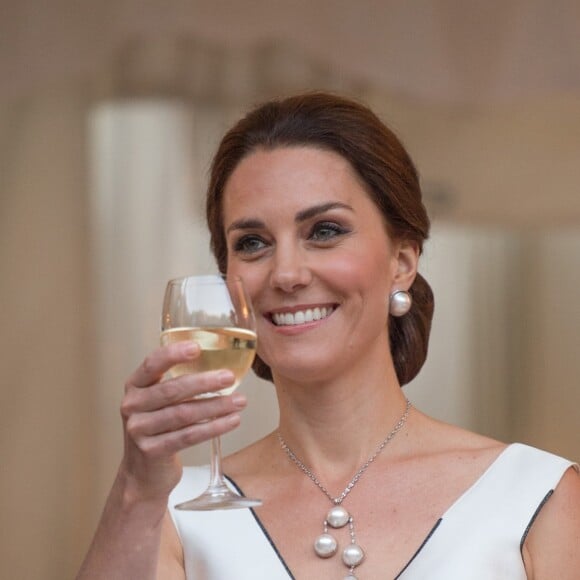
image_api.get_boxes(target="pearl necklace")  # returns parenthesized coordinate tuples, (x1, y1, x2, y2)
(277, 399, 411, 580)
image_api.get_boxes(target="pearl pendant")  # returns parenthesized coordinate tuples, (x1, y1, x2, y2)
(314, 533, 338, 558)
(279, 400, 411, 580)
(342, 543, 365, 567)
(314, 503, 365, 578)
(327, 505, 350, 528)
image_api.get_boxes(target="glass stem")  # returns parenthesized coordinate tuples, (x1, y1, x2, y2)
(207, 436, 229, 493)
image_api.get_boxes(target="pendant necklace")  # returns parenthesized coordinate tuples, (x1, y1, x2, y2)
(277, 398, 411, 580)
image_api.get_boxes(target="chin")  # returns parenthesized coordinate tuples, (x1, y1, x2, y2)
(270, 357, 341, 384)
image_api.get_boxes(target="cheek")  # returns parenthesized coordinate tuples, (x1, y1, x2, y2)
(226, 260, 265, 306)
(323, 245, 392, 289)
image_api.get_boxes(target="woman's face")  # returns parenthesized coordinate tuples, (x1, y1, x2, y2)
(222, 146, 417, 383)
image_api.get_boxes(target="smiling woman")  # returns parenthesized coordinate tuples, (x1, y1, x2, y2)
(77, 93, 580, 580)
(219, 146, 416, 387)
(207, 95, 433, 386)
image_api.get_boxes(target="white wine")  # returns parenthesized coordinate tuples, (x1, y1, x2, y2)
(160, 327, 257, 396)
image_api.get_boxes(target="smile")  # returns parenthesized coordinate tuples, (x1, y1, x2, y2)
(271, 306, 335, 327)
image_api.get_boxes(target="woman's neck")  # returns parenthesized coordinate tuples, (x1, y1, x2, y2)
(273, 360, 409, 485)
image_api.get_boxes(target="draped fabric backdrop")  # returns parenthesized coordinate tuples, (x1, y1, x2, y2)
(1, 2, 580, 578)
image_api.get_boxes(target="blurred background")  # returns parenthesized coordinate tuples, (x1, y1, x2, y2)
(1, 1, 579, 578)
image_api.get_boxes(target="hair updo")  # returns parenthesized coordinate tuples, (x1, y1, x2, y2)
(206, 92, 434, 386)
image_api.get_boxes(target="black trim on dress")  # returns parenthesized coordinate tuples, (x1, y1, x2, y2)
(225, 474, 296, 579)
(394, 518, 443, 579)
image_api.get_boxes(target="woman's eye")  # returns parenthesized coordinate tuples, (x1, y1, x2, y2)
(233, 235, 267, 254)
(310, 222, 348, 242)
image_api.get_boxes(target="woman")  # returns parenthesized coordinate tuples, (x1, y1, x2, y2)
(78, 93, 579, 579)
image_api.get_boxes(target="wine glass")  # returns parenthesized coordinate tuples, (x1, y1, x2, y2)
(160, 274, 261, 510)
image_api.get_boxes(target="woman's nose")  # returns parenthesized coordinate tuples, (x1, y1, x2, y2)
(269, 246, 312, 293)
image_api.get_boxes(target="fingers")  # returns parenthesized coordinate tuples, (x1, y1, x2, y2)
(128, 410, 243, 459)
(127, 341, 200, 389)
(122, 368, 236, 415)
(126, 392, 247, 439)
(121, 342, 246, 462)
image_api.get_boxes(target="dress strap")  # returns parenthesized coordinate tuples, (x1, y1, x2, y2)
(397, 444, 577, 579)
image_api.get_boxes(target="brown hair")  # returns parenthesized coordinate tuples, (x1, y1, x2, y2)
(206, 92, 434, 385)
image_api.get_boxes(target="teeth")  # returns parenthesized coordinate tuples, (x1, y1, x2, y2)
(272, 307, 334, 326)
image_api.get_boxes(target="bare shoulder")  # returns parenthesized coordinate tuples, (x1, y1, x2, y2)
(523, 464, 580, 580)
(157, 511, 185, 580)
(409, 408, 507, 463)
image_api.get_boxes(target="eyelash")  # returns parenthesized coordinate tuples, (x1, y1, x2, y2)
(309, 221, 349, 241)
(232, 221, 349, 255)
(233, 235, 266, 254)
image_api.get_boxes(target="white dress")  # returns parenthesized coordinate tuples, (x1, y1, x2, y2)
(168, 443, 577, 579)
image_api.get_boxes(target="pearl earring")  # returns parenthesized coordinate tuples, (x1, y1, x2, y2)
(389, 290, 412, 317)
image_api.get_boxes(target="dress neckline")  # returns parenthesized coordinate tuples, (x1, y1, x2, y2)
(437, 442, 513, 518)
(226, 443, 515, 579)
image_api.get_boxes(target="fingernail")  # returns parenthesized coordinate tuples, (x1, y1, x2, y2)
(231, 393, 247, 409)
(218, 371, 235, 386)
(183, 342, 199, 357)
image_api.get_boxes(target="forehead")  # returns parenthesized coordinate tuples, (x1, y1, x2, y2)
(222, 146, 376, 219)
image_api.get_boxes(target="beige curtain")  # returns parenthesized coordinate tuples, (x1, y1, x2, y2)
(0, 86, 96, 579)
(517, 230, 580, 456)
(406, 226, 521, 442)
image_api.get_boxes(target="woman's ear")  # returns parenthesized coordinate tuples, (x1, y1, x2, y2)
(391, 240, 420, 291)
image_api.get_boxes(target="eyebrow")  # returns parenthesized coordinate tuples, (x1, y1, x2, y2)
(225, 201, 353, 234)
(295, 201, 353, 222)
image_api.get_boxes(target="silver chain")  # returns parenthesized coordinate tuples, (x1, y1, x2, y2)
(277, 398, 412, 505)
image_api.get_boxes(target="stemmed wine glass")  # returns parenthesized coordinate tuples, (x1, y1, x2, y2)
(161, 274, 261, 510)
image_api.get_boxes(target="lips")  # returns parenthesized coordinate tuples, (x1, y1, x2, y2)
(270, 306, 335, 327)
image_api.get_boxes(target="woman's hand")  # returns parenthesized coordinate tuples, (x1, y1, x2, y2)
(118, 340, 247, 503)
(77, 340, 245, 579)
